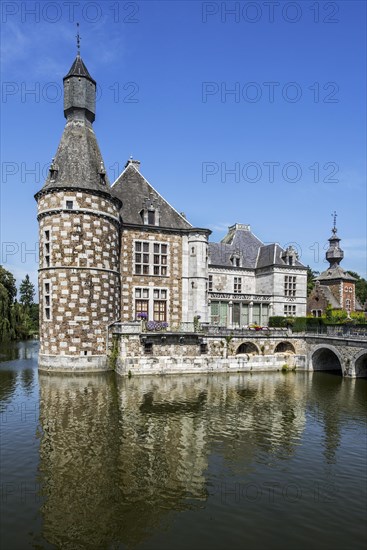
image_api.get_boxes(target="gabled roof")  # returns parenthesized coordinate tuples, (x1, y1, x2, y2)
(112, 162, 192, 230)
(209, 224, 306, 269)
(318, 285, 341, 308)
(63, 55, 96, 84)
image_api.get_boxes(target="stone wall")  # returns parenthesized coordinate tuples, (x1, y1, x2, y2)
(37, 189, 121, 365)
(115, 332, 307, 376)
(117, 354, 307, 376)
(120, 228, 184, 328)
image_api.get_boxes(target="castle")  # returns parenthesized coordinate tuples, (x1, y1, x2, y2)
(35, 52, 308, 370)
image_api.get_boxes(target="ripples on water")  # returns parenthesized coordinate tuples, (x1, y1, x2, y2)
(0, 341, 366, 550)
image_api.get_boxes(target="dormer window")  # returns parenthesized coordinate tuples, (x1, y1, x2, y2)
(49, 158, 59, 181)
(98, 161, 106, 185)
(230, 255, 240, 267)
(140, 195, 160, 226)
(282, 245, 298, 266)
(148, 210, 155, 225)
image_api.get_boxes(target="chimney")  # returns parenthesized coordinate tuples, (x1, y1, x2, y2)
(125, 157, 141, 171)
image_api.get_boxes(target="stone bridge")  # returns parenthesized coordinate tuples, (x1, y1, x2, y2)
(305, 333, 367, 378)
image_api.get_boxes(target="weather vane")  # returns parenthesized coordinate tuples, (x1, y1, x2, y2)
(76, 22, 81, 55)
(332, 210, 337, 231)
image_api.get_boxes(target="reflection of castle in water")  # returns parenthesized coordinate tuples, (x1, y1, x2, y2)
(37, 372, 312, 548)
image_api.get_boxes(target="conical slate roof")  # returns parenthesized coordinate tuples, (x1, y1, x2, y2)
(39, 117, 113, 195)
(63, 54, 96, 84)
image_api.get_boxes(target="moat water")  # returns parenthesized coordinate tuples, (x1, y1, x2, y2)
(0, 340, 366, 550)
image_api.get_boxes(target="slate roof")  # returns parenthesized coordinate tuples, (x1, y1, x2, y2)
(209, 224, 306, 270)
(318, 285, 341, 308)
(112, 162, 193, 230)
(63, 55, 96, 84)
(317, 266, 357, 282)
(37, 117, 116, 198)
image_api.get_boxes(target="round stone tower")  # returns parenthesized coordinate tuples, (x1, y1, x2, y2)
(35, 52, 121, 371)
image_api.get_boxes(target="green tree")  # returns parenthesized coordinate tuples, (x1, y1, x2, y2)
(0, 266, 17, 304)
(0, 267, 38, 341)
(19, 275, 35, 309)
(307, 266, 319, 296)
(347, 271, 367, 306)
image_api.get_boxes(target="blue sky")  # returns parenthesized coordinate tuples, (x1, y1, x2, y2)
(1, 0, 366, 291)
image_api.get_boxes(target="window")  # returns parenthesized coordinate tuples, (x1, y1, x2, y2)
(153, 289, 167, 321)
(66, 200, 74, 210)
(148, 210, 155, 225)
(208, 275, 213, 292)
(345, 299, 351, 311)
(312, 309, 322, 318)
(284, 276, 296, 297)
(284, 305, 296, 316)
(44, 280, 51, 321)
(153, 243, 167, 276)
(134, 241, 168, 276)
(44, 229, 51, 268)
(135, 288, 149, 319)
(135, 241, 150, 275)
(210, 301, 228, 325)
(144, 342, 153, 355)
(200, 343, 208, 354)
(231, 255, 240, 267)
(135, 287, 168, 321)
(234, 277, 242, 293)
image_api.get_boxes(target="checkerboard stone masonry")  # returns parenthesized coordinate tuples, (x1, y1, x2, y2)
(38, 190, 120, 360)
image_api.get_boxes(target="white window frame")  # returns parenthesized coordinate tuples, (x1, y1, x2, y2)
(234, 276, 242, 294)
(43, 226, 51, 268)
(134, 287, 169, 322)
(44, 279, 52, 321)
(284, 275, 296, 297)
(134, 240, 169, 277)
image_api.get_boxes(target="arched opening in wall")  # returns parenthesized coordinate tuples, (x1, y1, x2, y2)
(236, 342, 259, 355)
(355, 353, 367, 378)
(312, 348, 343, 375)
(274, 341, 295, 354)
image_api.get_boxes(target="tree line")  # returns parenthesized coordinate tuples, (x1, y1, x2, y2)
(0, 266, 38, 342)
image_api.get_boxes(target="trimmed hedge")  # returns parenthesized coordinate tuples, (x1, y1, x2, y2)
(269, 316, 324, 331)
(269, 316, 367, 331)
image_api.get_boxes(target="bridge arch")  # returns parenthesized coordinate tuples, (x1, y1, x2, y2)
(310, 345, 344, 375)
(274, 341, 295, 354)
(236, 342, 259, 355)
(354, 350, 367, 378)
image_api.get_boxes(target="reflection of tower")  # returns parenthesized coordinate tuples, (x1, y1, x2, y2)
(38, 373, 122, 548)
(310, 373, 343, 464)
(35, 49, 121, 370)
(37, 373, 209, 548)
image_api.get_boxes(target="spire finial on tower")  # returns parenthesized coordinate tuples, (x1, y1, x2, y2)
(76, 22, 81, 56)
(331, 210, 337, 234)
